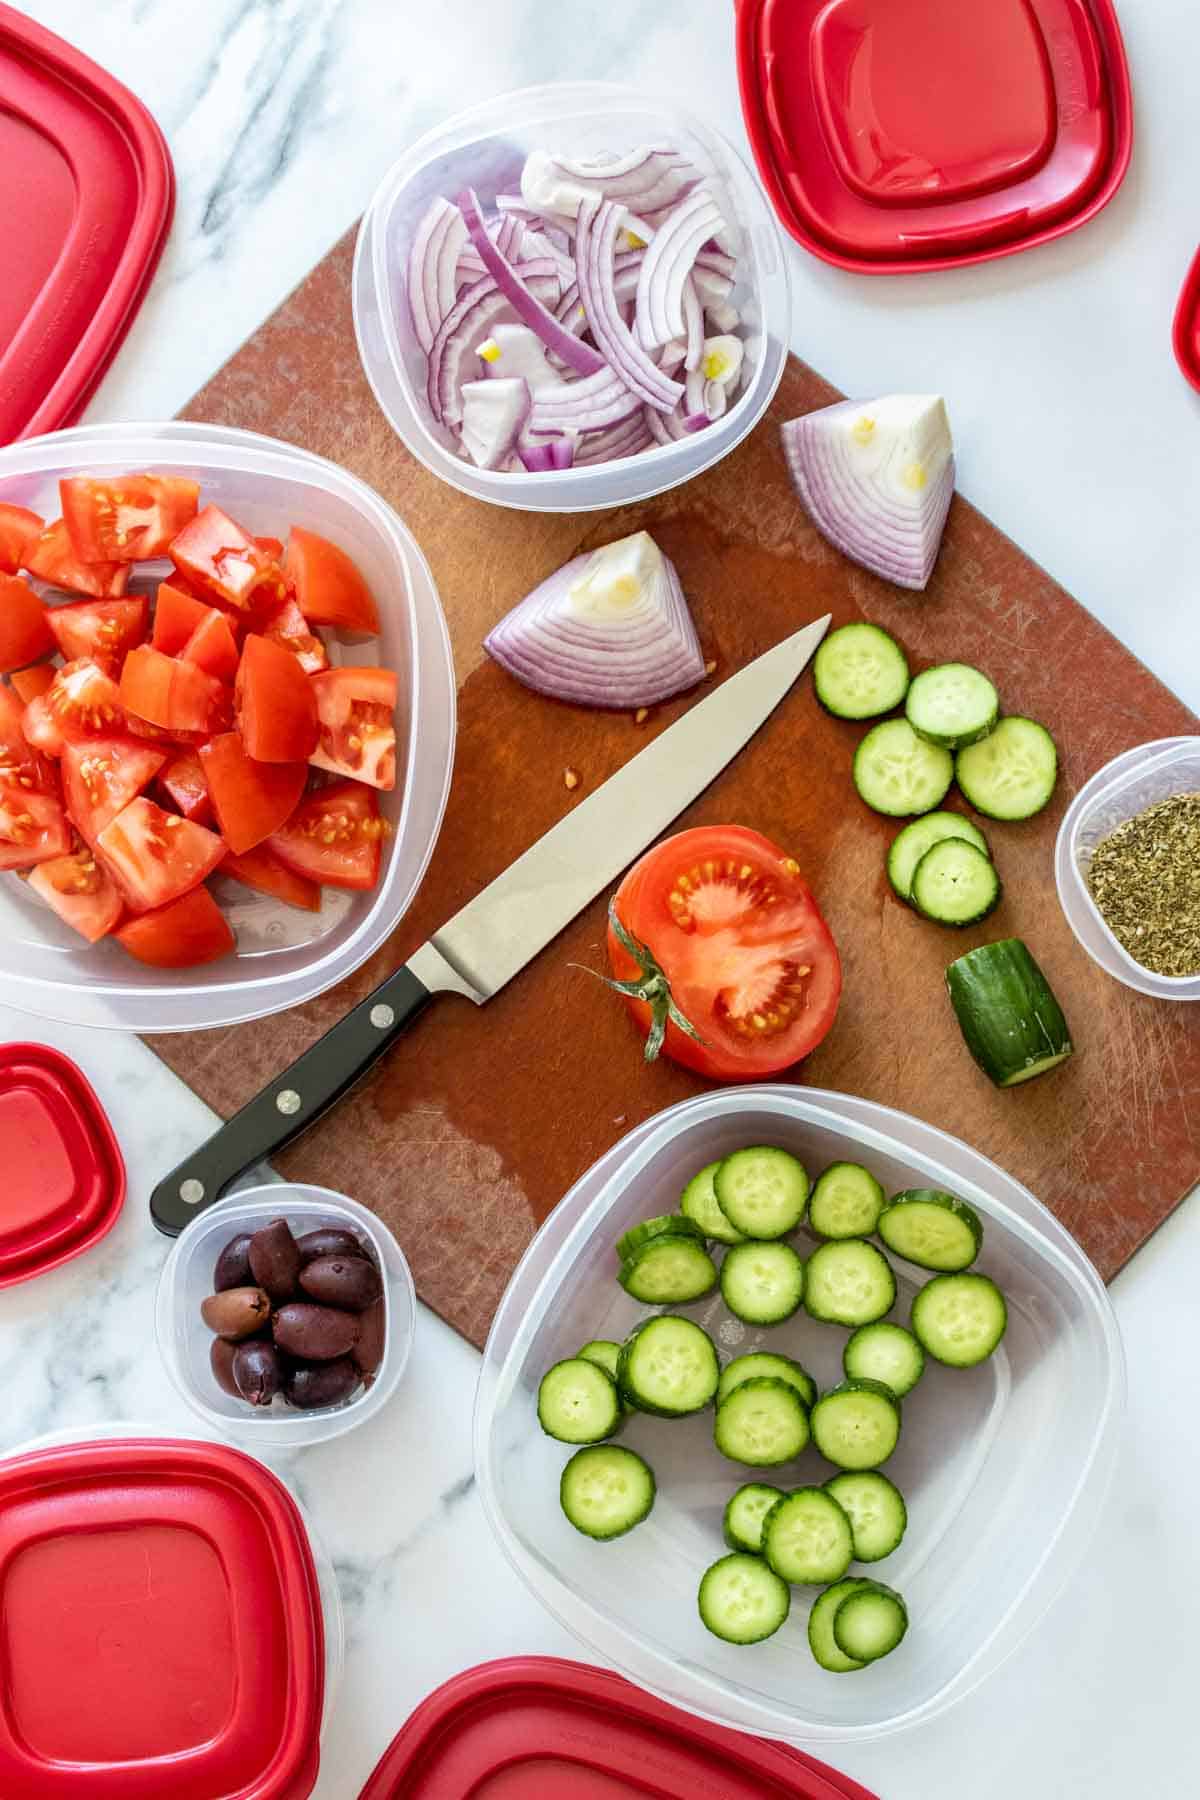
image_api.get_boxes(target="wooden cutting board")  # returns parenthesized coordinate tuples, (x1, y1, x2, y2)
(151, 227, 1200, 1349)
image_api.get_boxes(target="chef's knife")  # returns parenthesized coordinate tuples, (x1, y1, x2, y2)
(150, 614, 831, 1233)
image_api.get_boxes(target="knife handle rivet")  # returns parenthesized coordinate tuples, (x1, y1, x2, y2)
(275, 1089, 302, 1116)
(179, 1178, 205, 1205)
(369, 1003, 395, 1030)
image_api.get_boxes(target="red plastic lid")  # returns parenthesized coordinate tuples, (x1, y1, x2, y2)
(0, 1043, 126, 1287)
(1173, 247, 1200, 393)
(0, 2, 174, 442)
(736, 0, 1133, 272)
(0, 1437, 324, 1799)
(358, 1657, 879, 1798)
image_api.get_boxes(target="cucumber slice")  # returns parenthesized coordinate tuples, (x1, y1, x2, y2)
(680, 1160, 746, 1246)
(714, 1377, 810, 1467)
(537, 1358, 621, 1444)
(808, 1578, 871, 1672)
(813, 622, 910, 720)
(762, 1487, 854, 1585)
(617, 1213, 705, 1262)
(617, 1235, 718, 1304)
(955, 716, 1058, 821)
(805, 1240, 896, 1326)
(832, 1581, 908, 1662)
(824, 1472, 907, 1562)
(911, 1272, 1008, 1367)
(853, 718, 954, 817)
(723, 1481, 785, 1554)
(946, 938, 1074, 1086)
(808, 1162, 885, 1240)
(910, 839, 1001, 926)
(719, 1240, 805, 1325)
(713, 1146, 809, 1239)
(905, 662, 999, 749)
(618, 1315, 719, 1416)
(698, 1552, 791, 1645)
(810, 1380, 901, 1470)
(560, 1445, 655, 1540)
(717, 1352, 817, 1411)
(878, 1190, 982, 1272)
(578, 1338, 636, 1415)
(843, 1322, 925, 1397)
(887, 811, 990, 903)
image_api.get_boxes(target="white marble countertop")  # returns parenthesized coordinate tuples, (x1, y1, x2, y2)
(5, 2, 1200, 1794)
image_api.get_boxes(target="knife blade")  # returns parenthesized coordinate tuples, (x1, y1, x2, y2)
(150, 613, 831, 1233)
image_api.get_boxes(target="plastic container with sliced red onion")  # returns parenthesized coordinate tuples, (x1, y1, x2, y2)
(353, 83, 790, 513)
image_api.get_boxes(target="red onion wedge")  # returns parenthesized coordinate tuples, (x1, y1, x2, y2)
(408, 198, 469, 353)
(484, 531, 705, 706)
(782, 396, 955, 592)
(427, 265, 559, 426)
(635, 188, 727, 349)
(575, 195, 683, 412)
(460, 188, 605, 377)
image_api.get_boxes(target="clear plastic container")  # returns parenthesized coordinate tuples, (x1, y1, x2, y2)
(353, 81, 790, 513)
(475, 1085, 1124, 1745)
(1055, 736, 1200, 1000)
(156, 1185, 415, 1449)
(0, 420, 456, 1032)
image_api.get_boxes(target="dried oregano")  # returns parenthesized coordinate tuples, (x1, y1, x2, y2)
(1087, 793, 1200, 977)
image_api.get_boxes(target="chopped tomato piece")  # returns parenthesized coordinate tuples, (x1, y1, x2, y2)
(309, 667, 398, 790)
(157, 750, 213, 825)
(255, 535, 285, 561)
(46, 596, 148, 671)
(9, 663, 55, 705)
(181, 609, 239, 681)
(269, 779, 385, 890)
(2, 680, 57, 783)
(0, 503, 43, 576)
(60, 474, 200, 564)
(22, 519, 130, 598)
(62, 737, 166, 845)
(284, 527, 380, 633)
(0, 790, 71, 869)
(97, 797, 225, 911)
(28, 848, 124, 941)
(199, 733, 307, 854)
(220, 844, 320, 912)
(115, 884, 235, 968)
(170, 504, 287, 612)
(21, 695, 63, 757)
(46, 660, 125, 741)
(152, 581, 210, 654)
(120, 645, 231, 736)
(235, 634, 318, 762)
(0, 571, 53, 672)
(255, 594, 328, 674)
(124, 713, 208, 750)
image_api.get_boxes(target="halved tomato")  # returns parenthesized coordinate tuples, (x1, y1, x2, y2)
(115, 884, 235, 967)
(46, 660, 126, 740)
(284, 527, 380, 633)
(220, 844, 320, 912)
(605, 826, 842, 1080)
(309, 667, 397, 790)
(0, 503, 42, 575)
(23, 520, 130, 598)
(152, 581, 211, 654)
(62, 737, 166, 845)
(46, 596, 149, 671)
(60, 474, 200, 563)
(181, 609, 239, 681)
(157, 750, 212, 825)
(255, 594, 328, 674)
(119, 645, 231, 736)
(235, 634, 318, 762)
(28, 848, 124, 941)
(170, 504, 287, 612)
(0, 790, 71, 869)
(97, 797, 225, 911)
(0, 571, 53, 671)
(199, 733, 307, 855)
(268, 779, 385, 890)
(9, 664, 55, 705)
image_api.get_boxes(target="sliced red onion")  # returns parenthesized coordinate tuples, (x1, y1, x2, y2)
(555, 250, 642, 335)
(575, 195, 682, 412)
(574, 413, 654, 465)
(781, 396, 956, 592)
(695, 248, 737, 281)
(686, 366, 727, 420)
(691, 265, 734, 309)
(705, 300, 741, 335)
(460, 378, 531, 469)
(658, 340, 686, 374)
(427, 263, 558, 425)
(408, 198, 469, 354)
(644, 402, 690, 446)
(477, 322, 564, 389)
(492, 214, 526, 261)
(682, 276, 703, 371)
(456, 244, 488, 286)
(460, 188, 605, 377)
(521, 146, 698, 221)
(518, 435, 575, 472)
(634, 188, 726, 349)
(495, 193, 542, 223)
(528, 366, 644, 432)
(484, 531, 705, 706)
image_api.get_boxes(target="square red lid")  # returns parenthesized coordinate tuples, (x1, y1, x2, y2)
(736, 0, 1132, 272)
(0, 1438, 324, 1799)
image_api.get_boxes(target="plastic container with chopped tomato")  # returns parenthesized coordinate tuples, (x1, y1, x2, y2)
(0, 422, 455, 1031)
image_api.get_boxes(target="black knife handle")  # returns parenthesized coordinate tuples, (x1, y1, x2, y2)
(150, 962, 433, 1235)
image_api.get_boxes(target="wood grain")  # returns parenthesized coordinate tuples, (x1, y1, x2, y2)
(151, 227, 1200, 1348)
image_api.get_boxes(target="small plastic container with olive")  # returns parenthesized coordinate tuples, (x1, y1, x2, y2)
(156, 1185, 416, 1446)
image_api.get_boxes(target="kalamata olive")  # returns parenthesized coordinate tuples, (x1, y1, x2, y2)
(299, 1254, 382, 1312)
(213, 1232, 254, 1292)
(284, 1358, 361, 1410)
(233, 1339, 282, 1407)
(272, 1302, 359, 1360)
(295, 1227, 368, 1266)
(248, 1217, 302, 1301)
(210, 1336, 241, 1397)
(352, 1298, 386, 1386)
(201, 1286, 272, 1340)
